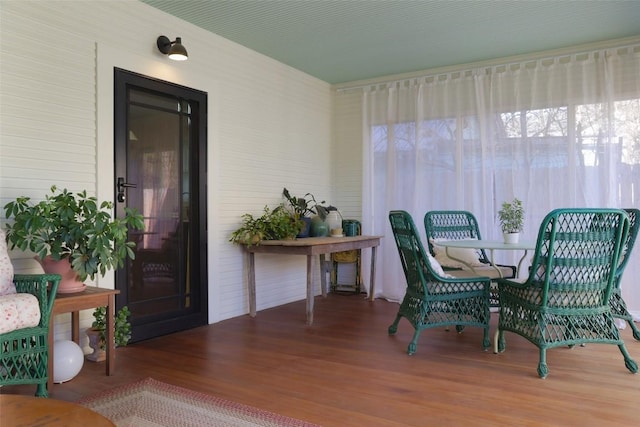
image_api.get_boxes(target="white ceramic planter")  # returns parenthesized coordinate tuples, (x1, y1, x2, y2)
(503, 232, 520, 244)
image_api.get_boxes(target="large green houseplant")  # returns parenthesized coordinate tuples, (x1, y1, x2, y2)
(3, 185, 145, 292)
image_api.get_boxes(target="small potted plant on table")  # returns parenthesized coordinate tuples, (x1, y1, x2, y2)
(498, 198, 524, 244)
(85, 305, 131, 362)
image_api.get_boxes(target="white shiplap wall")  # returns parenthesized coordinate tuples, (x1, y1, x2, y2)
(331, 91, 363, 222)
(0, 0, 333, 343)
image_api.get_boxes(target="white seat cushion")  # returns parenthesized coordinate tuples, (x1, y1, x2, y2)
(0, 228, 16, 296)
(446, 265, 514, 280)
(430, 238, 484, 269)
(0, 293, 41, 333)
(426, 253, 455, 279)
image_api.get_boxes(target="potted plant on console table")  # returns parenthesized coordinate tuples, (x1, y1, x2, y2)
(229, 204, 303, 246)
(282, 187, 327, 238)
(3, 185, 145, 293)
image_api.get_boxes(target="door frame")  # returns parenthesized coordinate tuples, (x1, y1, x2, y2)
(113, 67, 208, 341)
(96, 43, 218, 323)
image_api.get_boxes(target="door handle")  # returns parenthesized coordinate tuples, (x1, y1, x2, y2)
(117, 177, 136, 202)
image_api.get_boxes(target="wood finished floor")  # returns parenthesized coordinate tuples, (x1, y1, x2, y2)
(2, 294, 639, 426)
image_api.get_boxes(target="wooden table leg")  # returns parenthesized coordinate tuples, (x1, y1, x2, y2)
(319, 254, 327, 297)
(247, 252, 256, 317)
(368, 246, 377, 301)
(106, 294, 115, 376)
(306, 255, 314, 325)
(71, 311, 80, 342)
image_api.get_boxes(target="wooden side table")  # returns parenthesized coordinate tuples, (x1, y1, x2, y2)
(49, 286, 120, 390)
(0, 395, 115, 426)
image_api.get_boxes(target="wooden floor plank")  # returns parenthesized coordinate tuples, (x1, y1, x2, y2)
(2, 294, 639, 426)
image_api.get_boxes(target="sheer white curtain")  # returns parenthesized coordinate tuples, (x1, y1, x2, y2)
(361, 44, 640, 318)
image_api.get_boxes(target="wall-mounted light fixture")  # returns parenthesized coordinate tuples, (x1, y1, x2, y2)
(156, 35, 188, 61)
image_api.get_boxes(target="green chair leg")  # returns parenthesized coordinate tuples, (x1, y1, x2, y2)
(496, 330, 506, 353)
(629, 321, 640, 341)
(388, 315, 401, 335)
(407, 330, 421, 355)
(35, 382, 48, 398)
(482, 327, 490, 351)
(537, 349, 548, 379)
(619, 344, 639, 373)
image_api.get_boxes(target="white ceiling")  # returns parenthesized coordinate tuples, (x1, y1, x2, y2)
(141, 0, 640, 84)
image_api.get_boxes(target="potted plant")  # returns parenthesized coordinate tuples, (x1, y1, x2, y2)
(498, 198, 524, 243)
(281, 188, 342, 237)
(282, 188, 317, 218)
(229, 204, 304, 246)
(85, 306, 131, 362)
(307, 199, 340, 237)
(3, 185, 145, 293)
(282, 188, 324, 237)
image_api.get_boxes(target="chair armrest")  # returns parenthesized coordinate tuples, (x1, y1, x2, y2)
(13, 274, 61, 327)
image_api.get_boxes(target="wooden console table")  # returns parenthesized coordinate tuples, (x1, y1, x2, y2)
(49, 286, 120, 390)
(244, 235, 382, 325)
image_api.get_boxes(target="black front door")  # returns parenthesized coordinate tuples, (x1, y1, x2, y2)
(114, 68, 208, 342)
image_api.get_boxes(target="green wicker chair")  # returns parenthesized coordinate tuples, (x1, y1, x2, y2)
(388, 210, 491, 355)
(495, 208, 638, 378)
(610, 208, 640, 340)
(0, 274, 61, 397)
(424, 210, 516, 306)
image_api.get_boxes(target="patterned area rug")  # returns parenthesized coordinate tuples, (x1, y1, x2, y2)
(77, 378, 320, 427)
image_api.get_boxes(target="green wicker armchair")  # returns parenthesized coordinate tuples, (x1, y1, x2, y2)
(424, 210, 516, 306)
(610, 208, 640, 340)
(388, 210, 491, 355)
(495, 208, 638, 378)
(0, 274, 60, 397)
